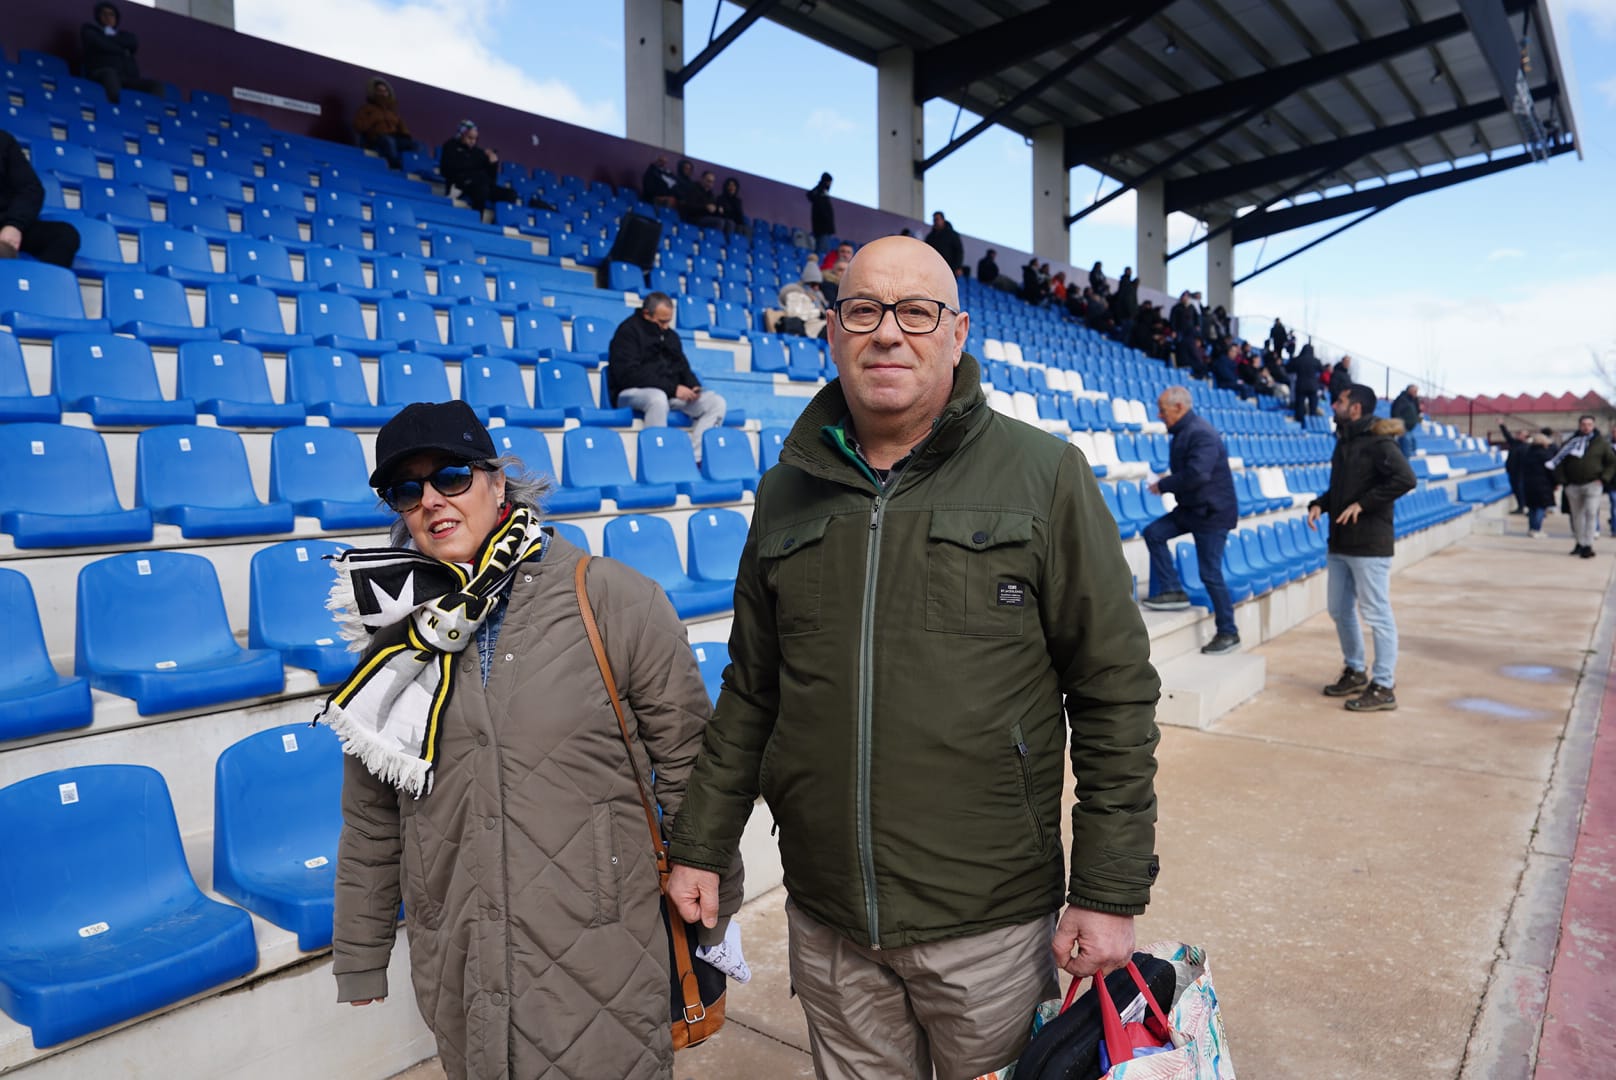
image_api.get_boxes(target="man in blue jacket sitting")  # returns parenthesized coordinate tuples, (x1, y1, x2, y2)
(1139, 385, 1241, 655)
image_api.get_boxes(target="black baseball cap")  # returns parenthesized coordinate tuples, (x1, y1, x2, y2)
(369, 400, 496, 488)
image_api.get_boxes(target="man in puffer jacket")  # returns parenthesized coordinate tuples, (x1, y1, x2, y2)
(1308, 383, 1416, 712)
(1550, 414, 1616, 558)
(80, 3, 163, 104)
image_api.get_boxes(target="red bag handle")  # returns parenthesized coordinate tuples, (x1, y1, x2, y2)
(1071, 962, 1174, 1067)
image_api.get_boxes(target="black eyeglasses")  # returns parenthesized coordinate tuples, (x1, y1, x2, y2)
(832, 297, 958, 335)
(379, 464, 480, 512)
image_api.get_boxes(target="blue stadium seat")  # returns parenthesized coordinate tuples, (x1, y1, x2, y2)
(461, 356, 565, 427)
(376, 296, 467, 358)
(53, 214, 128, 278)
(268, 426, 394, 528)
(138, 224, 233, 285)
(759, 427, 788, 471)
(487, 426, 602, 515)
(226, 237, 312, 294)
(247, 541, 355, 686)
(447, 303, 520, 358)
(165, 194, 238, 242)
(0, 424, 153, 548)
(1098, 484, 1138, 540)
(303, 246, 388, 301)
(691, 640, 728, 705)
(76, 551, 286, 713)
(687, 508, 747, 582)
(135, 425, 295, 538)
(175, 340, 307, 426)
(562, 428, 676, 509)
(113, 154, 185, 194)
(701, 429, 761, 491)
(602, 515, 731, 618)
(745, 332, 788, 374)
(207, 283, 316, 350)
(0, 568, 93, 741)
(285, 346, 395, 426)
(436, 262, 492, 305)
(295, 291, 378, 354)
(0, 263, 111, 337)
(638, 429, 742, 504)
(607, 261, 644, 292)
(1173, 541, 1214, 611)
(1222, 535, 1271, 597)
(492, 269, 548, 313)
(785, 338, 825, 381)
(30, 140, 101, 183)
(548, 521, 591, 551)
(0, 331, 59, 422)
(1240, 529, 1291, 586)
(0, 764, 258, 1049)
(188, 168, 248, 205)
(535, 361, 631, 426)
(213, 723, 346, 951)
(568, 315, 616, 362)
(101, 270, 218, 345)
(371, 255, 434, 300)
(52, 333, 197, 425)
(514, 309, 599, 366)
(376, 352, 473, 417)
(240, 204, 313, 255)
(309, 214, 369, 252)
(80, 181, 160, 229)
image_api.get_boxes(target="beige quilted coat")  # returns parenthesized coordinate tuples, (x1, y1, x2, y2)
(331, 535, 733, 1079)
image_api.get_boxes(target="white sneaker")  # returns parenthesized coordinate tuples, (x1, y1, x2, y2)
(1528, 530, 1543, 539)
(695, 919, 751, 983)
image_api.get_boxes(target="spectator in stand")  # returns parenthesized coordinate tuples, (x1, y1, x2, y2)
(1141, 385, 1241, 655)
(1262, 348, 1292, 405)
(806, 172, 836, 251)
(680, 170, 730, 235)
(1330, 355, 1354, 392)
(1521, 434, 1557, 539)
(1169, 291, 1200, 342)
(439, 121, 516, 213)
(607, 292, 727, 462)
(924, 211, 965, 277)
(976, 248, 1001, 288)
(0, 131, 80, 267)
(1050, 271, 1068, 304)
(1498, 424, 1531, 514)
(1089, 261, 1110, 298)
(819, 241, 855, 305)
(1110, 267, 1139, 337)
(1288, 343, 1324, 423)
(763, 280, 829, 340)
(1021, 258, 1045, 305)
(1549, 415, 1616, 558)
(1390, 384, 1422, 457)
(1268, 317, 1292, 360)
(353, 77, 418, 171)
(1083, 288, 1113, 335)
(1210, 343, 1246, 398)
(640, 155, 679, 209)
(716, 177, 749, 238)
(80, 3, 163, 105)
(1310, 384, 1417, 712)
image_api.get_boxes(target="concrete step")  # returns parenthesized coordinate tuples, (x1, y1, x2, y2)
(1154, 649, 1267, 730)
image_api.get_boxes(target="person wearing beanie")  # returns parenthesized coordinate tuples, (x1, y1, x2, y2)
(80, 2, 164, 104)
(437, 121, 516, 213)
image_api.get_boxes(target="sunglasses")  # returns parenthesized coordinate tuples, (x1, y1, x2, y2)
(379, 464, 479, 512)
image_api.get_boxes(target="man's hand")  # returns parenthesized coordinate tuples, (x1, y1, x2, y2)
(1335, 502, 1363, 526)
(0, 225, 22, 251)
(667, 864, 720, 928)
(486, 149, 499, 163)
(348, 998, 384, 1007)
(1306, 504, 1322, 530)
(1051, 906, 1135, 980)
(1147, 480, 1161, 495)
(674, 385, 700, 403)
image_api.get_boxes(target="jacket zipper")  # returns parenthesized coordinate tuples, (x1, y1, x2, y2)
(1012, 723, 1043, 840)
(857, 492, 883, 948)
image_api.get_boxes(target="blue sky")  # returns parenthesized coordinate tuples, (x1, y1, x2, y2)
(221, 0, 1616, 400)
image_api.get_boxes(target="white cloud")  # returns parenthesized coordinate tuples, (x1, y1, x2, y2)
(234, 0, 619, 133)
(1485, 247, 1526, 262)
(1598, 75, 1616, 108)
(804, 108, 857, 139)
(1561, 0, 1616, 36)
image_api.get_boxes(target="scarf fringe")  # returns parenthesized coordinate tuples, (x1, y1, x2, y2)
(325, 561, 372, 653)
(322, 700, 433, 797)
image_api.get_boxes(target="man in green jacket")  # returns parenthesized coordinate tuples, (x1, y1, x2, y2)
(666, 236, 1162, 1078)
(1550, 414, 1616, 558)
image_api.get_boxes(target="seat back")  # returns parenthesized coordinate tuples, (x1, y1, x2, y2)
(213, 723, 344, 877)
(602, 514, 687, 589)
(247, 540, 352, 653)
(691, 640, 729, 704)
(101, 271, 195, 329)
(310, 215, 368, 250)
(759, 427, 789, 471)
(296, 292, 370, 340)
(497, 270, 547, 310)
(561, 427, 633, 488)
(285, 346, 373, 407)
(0, 332, 32, 398)
(136, 425, 262, 511)
(372, 255, 432, 295)
(549, 521, 590, 551)
(569, 315, 614, 355)
(206, 282, 289, 335)
(268, 425, 376, 505)
(377, 352, 451, 408)
(489, 426, 559, 486)
(225, 237, 297, 282)
(377, 296, 444, 345)
(166, 194, 233, 235)
(139, 225, 214, 275)
(175, 340, 276, 405)
(462, 355, 531, 410)
(512, 309, 567, 352)
(534, 361, 593, 411)
(0, 568, 60, 696)
(437, 262, 491, 303)
(747, 333, 787, 373)
(787, 338, 822, 378)
(448, 304, 507, 350)
(75, 551, 242, 672)
(0, 423, 128, 517)
(0, 262, 90, 320)
(701, 429, 757, 483)
(303, 246, 369, 290)
(687, 508, 747, 581)
(52, 332, 166, 405)
(82, 182, 158, 224)
(637, 428, 701, 484)
(241, 204, 304, 243)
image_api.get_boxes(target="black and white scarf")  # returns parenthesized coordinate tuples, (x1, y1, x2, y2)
(317, 505, 544, 796)
(1547, 433, 1592, 470)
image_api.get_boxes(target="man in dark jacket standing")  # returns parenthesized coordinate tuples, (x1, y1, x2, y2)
(1309, 384, 1417, 711)
(607, 292, 726, 462)
(1140, 386, 1241, 654)
(806, 172, 835, 251)
(924, 211, 965, 277)
(0, 131, 80, 266)
(665, 237, 1160, 1079)
(1549, 415, 1616, 558)
(81, 3, 163, 104)
(1390, 384, 1422, 456)
(1288, 344, 1323, 423)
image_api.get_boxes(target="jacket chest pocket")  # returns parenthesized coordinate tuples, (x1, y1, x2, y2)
(759, 515, 832, 636)
(926, 509, 1036, 636)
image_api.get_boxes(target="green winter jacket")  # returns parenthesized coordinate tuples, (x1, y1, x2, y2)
(667, 354, 1162, 949)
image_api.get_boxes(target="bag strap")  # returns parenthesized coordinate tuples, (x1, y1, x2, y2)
(1092, 961, 1176, 1067)
(573, 556, 709, 1026)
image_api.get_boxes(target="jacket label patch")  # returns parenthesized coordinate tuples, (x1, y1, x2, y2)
(997, 582, 1025, 607)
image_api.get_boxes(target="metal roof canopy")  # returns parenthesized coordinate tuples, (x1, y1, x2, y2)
(730, 0, 1578, 269)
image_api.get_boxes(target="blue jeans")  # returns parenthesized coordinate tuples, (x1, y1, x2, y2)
(1529, 507, 1546, 532)
(1143, 513, 1236, 637)
(1397, 433, 1416, 457)
(1326, 554, 1397, 687)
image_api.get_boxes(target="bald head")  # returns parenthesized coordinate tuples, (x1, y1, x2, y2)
(839, 236, 960, 310)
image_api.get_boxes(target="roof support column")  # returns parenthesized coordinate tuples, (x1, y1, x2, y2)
(1031, 124, 1069, 264)
(1206, 214, 1233, 315)
(1135, 177, 1167, 296)
(878, 46, 923, 219)
(625, 0, 683, 152)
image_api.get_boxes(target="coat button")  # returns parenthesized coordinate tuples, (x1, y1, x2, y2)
(490, 992, 505, 1006)
(523, 574, 533, 582)
(504, 652, 514, 662)
(782, 537, 795, 550)
(477, 733, 488, 747)
(485, 817, 497, 830)
(972, 531, 988, 544)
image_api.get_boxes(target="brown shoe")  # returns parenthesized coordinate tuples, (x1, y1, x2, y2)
(1322, 666, 1369, 697)
(1345, 682, 1397, 711)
